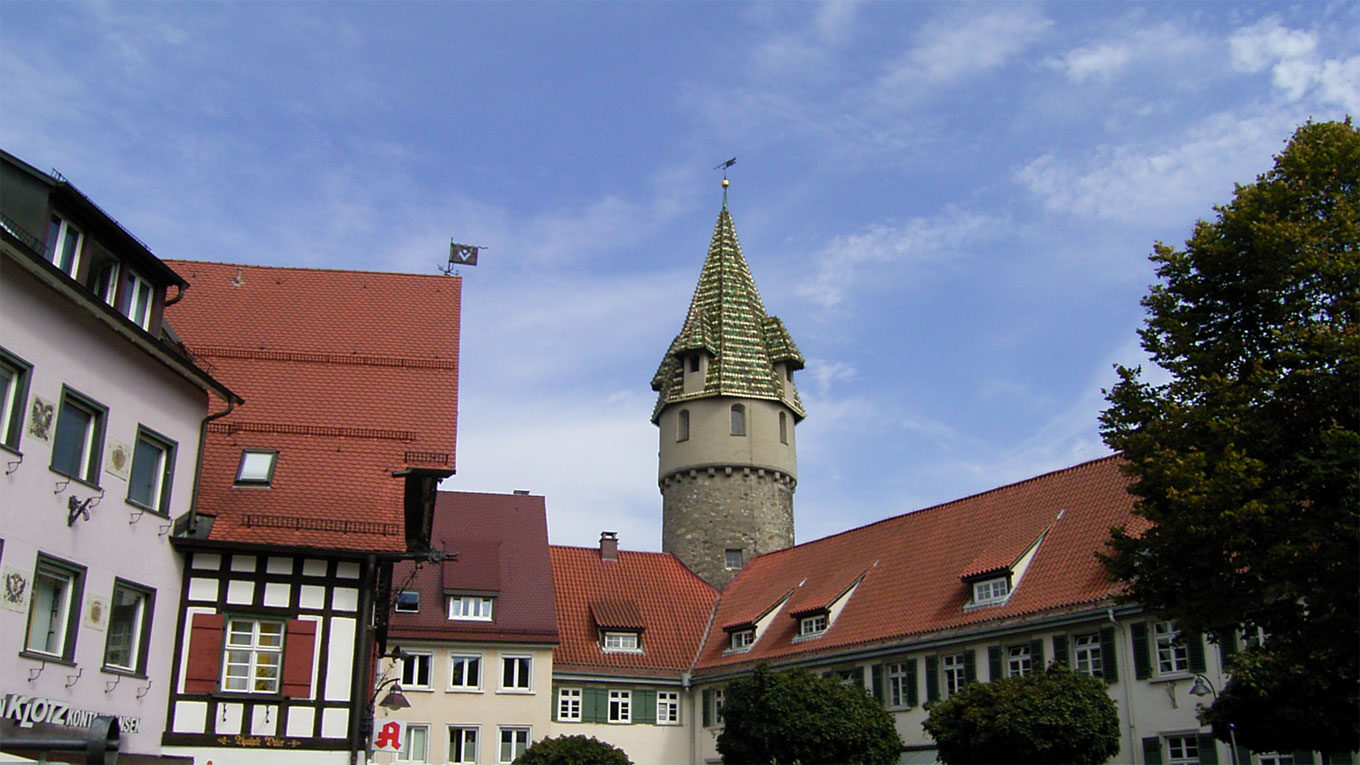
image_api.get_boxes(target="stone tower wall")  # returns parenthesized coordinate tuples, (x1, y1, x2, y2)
(661, 466, 795, 589)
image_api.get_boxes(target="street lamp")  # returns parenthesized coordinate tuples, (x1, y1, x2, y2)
(1188, 674, 1239, 765)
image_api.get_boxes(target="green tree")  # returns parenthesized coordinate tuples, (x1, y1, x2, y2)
(1100, 119, 1359, 753)
(716, 664, 902, 765)
(513, 734, 631, 765)
(921, 664, 1121, 764)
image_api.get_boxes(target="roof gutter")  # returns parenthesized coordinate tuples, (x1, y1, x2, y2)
(176, 395, 238, 539)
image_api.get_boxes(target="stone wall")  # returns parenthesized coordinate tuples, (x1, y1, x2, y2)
(661, 467, 795, 589)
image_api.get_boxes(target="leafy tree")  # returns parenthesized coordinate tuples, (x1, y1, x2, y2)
(716, 664, 902, 765)
(514, 734, 631, 765)
(1100, 119, 1359, 753)
(921, 664, 1121, 764)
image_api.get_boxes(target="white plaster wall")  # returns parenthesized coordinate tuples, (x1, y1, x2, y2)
(549, 712, 690, 765)
(0, 266, 210, 756)
(658, 397, 797, 480)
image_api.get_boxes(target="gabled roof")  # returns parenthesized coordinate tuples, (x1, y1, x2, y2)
(694, 455, 1146, 673)
(389, 491, 558, 644)
(651, 205, 805, 421)
(164, 260, 460, 552)
(551, 545, 718, 679)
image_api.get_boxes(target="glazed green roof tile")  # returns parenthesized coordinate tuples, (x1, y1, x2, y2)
(652, 206, 805, 421)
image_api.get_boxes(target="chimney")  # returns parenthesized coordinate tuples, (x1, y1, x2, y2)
(599, 531, 619, 562)
(512, 489, 530, 495)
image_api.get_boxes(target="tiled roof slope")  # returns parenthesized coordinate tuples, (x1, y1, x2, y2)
(551, 545, 718, 679)
(651, 206, 805, 421)
(695, 455, 1147, 673)
(388, 492, 558, 645)
(164, 260, 460, 551)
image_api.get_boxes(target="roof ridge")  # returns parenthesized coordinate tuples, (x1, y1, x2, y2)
(166, 259, 459, 280)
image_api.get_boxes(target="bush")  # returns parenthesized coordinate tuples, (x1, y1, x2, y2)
(513, 734, 631, 765)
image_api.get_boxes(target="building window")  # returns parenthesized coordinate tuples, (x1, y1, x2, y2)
(222, 619, 284, 693)
(657, 691, 680, 725)
(45, 213, 83, 277)
(1155, 620, 1190, 675)
(498, 727, 529, 764)
(724, 548, 743, 570)
(25, 556, 85, 659)
(779, 411, 788, 444)
(1257, 755, 1294, 765)
(1074, 632, 1104, 678)
(688, 354, 700, 373)
(608, 690, 631, 723)
(448, 595, 494, 621)
(501, 655, 531, 691)
(395, 723, 428, 762)
(51, 388, 105, 484)
(235, 449, 278, 485)
(730, 404, 746, 436)
(602, 632, 640, 652)
(887, 661, 911, 707)
(0, 350, 31, 450)
(449, 654, 481, 690)
(972, 577, 1010, 605)
(730, 629, 754, 651)
(799, 613, 827, 637)
(942, 653, 968, 696)
(401, 652, 432, 689)
(677, 409, 689, 442)
(714, 688, 725, 725)
(1166, 735, 1200, 765)
(1007, 644, 1033, 677)
(87, 257, 120, 305)
(394, 590, 420, 613)
(103, 580, 153, 674)
(127, 427, 175, 513)
(448, 726, 478, 763)
(557, 687, 582, 722)
(118, 269, 154, 330)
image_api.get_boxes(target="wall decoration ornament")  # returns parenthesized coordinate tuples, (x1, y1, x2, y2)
(27, 396, 54, 444)
(1, 566, 31, 613)
(86, 594, 109, 630)
(105, 440, 131, 480)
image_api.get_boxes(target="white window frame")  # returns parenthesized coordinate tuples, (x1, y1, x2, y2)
(497, 726, 529, 764)
(401, 651, 432, 690)
(103, 579, 153, 674)
(1155, 620, 1190, 676)
(714, 688, 725, 725)
(500, 655, 532, 691)
(602, 631, 640, 652)
(127, 427, 175, 514)
(942, 653, 967, 695)
(51, 388, 104, 484)
(448, 654, 482, 691)
(120, 269, 154, 330)
(394, 589, 420, 613)
(724, 548, 743, 570)
(608, 689, 632, 723)
(448, 595, 494, 621)
(972, 576, 1010, 605)
(45, 213, 83, 277)
(0, 350, 30, 451)
(447, 725, 478, 763)
(1166, 734, 1200, 765)
(395, 722, 429, 762)
(730, 629, 754, 651)
(1074, 632, 1104, 678)
(222, 618, 284, 693)
(25, 556, 85, 659)
(657, 690, 680, 725)
(235, 449, 278, 485)
(887, 661, 910, 707)
(557, 687, 582, 722)
(799, 613, 828, 636)
(1007, 644, 1033, 677)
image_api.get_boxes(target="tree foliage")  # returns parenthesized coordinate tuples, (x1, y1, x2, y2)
(1100, 119, 1359, 753)
(513, 734, 631, 765)
(921, 664, 1121, 764)
(716, 664, 902, 765)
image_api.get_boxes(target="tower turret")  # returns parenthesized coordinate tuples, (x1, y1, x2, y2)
(651, 190, 805, 589)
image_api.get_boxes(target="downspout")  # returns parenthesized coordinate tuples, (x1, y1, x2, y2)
(181, 396, 237, 538)
(1111, 606, 1137, 762)
(350, 552, 379, 765)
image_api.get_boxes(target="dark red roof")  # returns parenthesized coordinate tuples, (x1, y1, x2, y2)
(694, 455, 1147, 673)
(551, 545, 718, 678)
(164, 260, 460, 551)
(389, 491, 558, 645)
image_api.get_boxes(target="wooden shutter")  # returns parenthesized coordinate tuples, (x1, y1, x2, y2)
(184, 613, 225, 693)
(1052, 635, 1069, 666)
(1142, 737, 1163, 765)
(702, 689, 711, 727)
(1131, 622, 1151, 679)
(925, 654, 939, 702)
(1198, 734, 1219, 765)
(962, 649, 976, 684)
(1099, 627, 1118, 684)
(1187, 632, 1207, 673)
(871, 663, 884, 704)
(1218, 630, 1238, 669)
(987, 645, 1003, 680)
(1029, 638, 1045, 669)
(585, 687, 606, 723)
(635, 689, 656, 725)
(551, 685, 560, 721)
(905, 657, 918, 707)
(281, 619, 317, 698)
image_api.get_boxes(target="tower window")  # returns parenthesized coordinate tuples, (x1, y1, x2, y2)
(786, 366, 793, 381)
(689, 355, 700, 373)
(779, 412, 788, 444)
(725, 549, 743, 570)
(730, 404, 745, 436)
(677, 410, 689, 442)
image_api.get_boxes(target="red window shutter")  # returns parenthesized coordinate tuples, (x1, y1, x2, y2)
(281, 619, 318, 698)
(185, 613, 225, 694)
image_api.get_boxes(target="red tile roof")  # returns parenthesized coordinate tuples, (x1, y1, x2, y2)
(164, 260, 460, 551)
(389, 491, 558, 644)
(551, 545, 718, 678)
(694, 455, 1147, 673)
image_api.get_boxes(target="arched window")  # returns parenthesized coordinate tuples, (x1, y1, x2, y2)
(779, 411, 788, 444)
(677, 410, 690, 442)
(730, 404, 746, 436)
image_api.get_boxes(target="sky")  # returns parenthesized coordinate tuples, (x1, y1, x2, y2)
(2, 1, 1355, 553)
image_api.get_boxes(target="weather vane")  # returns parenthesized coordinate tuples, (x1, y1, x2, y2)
(714, 157, 736, 182)
(442, 240, 483, 275)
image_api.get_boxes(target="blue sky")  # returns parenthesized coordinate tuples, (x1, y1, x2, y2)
(3, 1, 1355, 552)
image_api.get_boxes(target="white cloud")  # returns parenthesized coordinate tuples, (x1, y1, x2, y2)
(1229, 18, 1360, 111)
(880, 5, 1051, 89)
(1051, 22, 1202, 83)
(804, 359, 858, 397)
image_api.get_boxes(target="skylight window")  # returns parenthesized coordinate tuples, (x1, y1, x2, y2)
(235, 450, 278, 486)
(395, 590, 420, 613)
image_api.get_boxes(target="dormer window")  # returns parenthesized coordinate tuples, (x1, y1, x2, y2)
(45, 213, 83, 277)
(972, 576, 1010, 606)
(602, 631, 642, 653)
(119, 269, 154, 330)
(235, 450, 278, 486)
(798, 613, 828, 637)
(730, 629, 754, 651)
(448, 595, 494, 621)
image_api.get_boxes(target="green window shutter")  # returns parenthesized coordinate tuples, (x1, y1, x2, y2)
(906, 657, 918, 707)
(1198, 734, 1219, 765)
(1187, 632, 1207, 673)
(1325, 752, 1354, 765)
(1029, 638, 1045, 669)
(551, 685, 560, 721)
(871, 663, 884, 704)
(925, 655, 940, 702)
(1053, 635, 1069, 666)
(1218, 630, 1239, 669)
(962, 649, 976, 684)
(1131, 622, 1151, 680)
(1100, 627, 1118, 684)
(636, 689, 656, 725)
(1293, 751, 1316, 765)
(702, 689, 711, 728)
(988, 645, 1003, 680)
(586, 687, 607, 723)
(1142, 737, 1163, 765)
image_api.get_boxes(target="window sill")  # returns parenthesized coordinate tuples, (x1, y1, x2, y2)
(791, 632, 826, 644)
(446, 687, 483, 694)
(124, 499, 169, 517)
(1150, 672, 1194, 684)
(48, 466, 100, 490)
(601, 647, 644, 655)
(20, 650, 76, 667)
(212, 691, 284, 702)
(496, 689, 534, 695)
(100, 665, 148, 680)
(0, 443, 21, 459)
